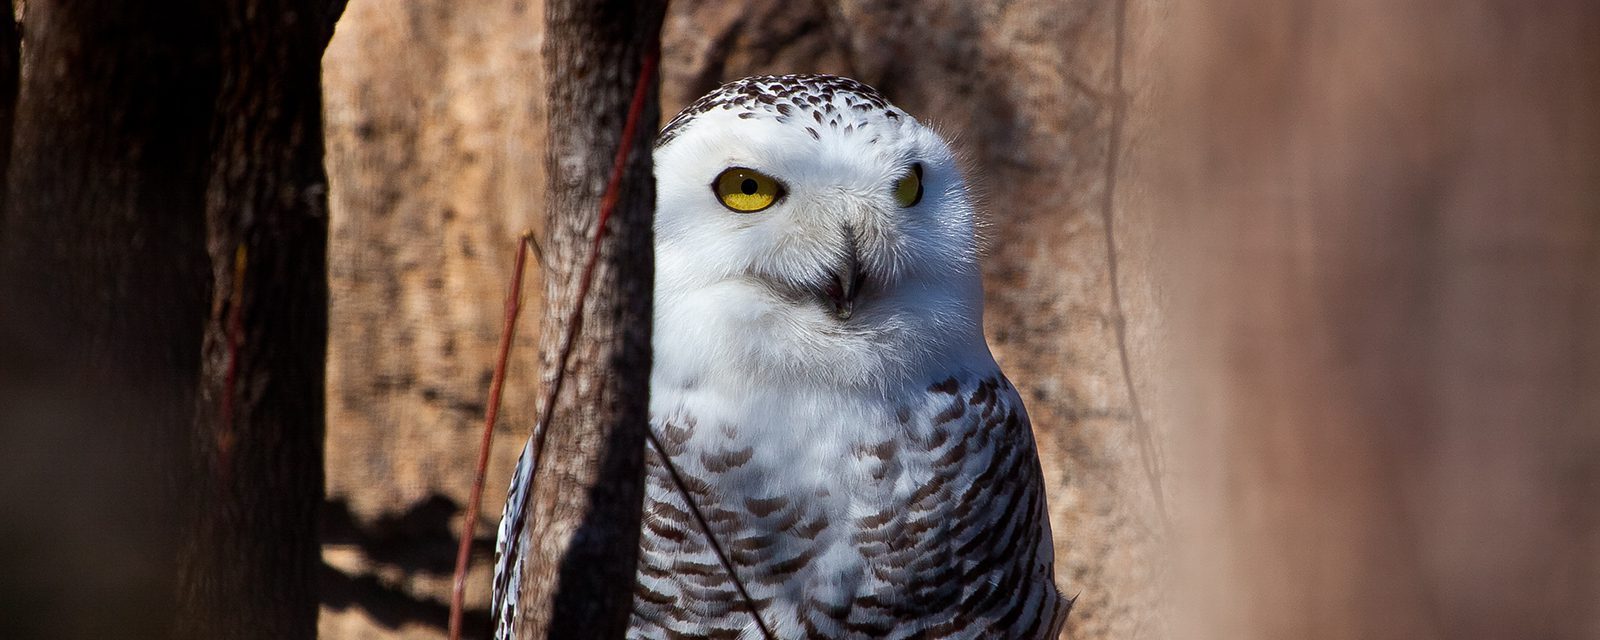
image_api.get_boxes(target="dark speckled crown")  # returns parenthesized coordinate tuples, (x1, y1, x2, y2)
(657, 74, 903, 148)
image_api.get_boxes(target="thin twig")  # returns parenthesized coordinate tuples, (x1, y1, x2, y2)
(524, 233, 548, 274)
(220, 244, 248, 434)
(449, 231, 536, 640)
(1099, 0, 1172, 531)
(645, 431, 776, 639)
(216, 243, 248, 483)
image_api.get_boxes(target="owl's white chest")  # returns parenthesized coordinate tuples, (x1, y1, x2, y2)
(649, 377, 918, 505)
(642, 377, 928, 630)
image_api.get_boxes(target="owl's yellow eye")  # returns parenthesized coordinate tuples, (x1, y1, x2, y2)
(893, 163, 924, 207)
(713, 167, 783, 213)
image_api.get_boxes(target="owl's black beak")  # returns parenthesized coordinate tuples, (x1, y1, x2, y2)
(826, 265, 864, 321)
(826, 230, 865, 321)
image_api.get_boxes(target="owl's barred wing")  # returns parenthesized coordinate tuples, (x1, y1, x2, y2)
(937, 374, 1071, 638)
(491, 438, 535, 640)
(861, 372, 1069, 638)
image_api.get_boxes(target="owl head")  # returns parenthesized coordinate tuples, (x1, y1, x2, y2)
(652, 75, 992, 390)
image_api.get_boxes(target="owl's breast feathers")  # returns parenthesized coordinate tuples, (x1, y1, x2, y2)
(630, 371, 1069, 640)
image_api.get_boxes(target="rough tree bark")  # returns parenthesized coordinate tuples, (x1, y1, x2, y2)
(177, 0, 346, 638)
(510, 1, 663, 637)
(1157, 1, 1600, 638)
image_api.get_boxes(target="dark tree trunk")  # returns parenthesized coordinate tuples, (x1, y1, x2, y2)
(512, 1, 664, 637)
(0, 1, 344, 638)
(0, 1, 218, 638)
(176, 0, 345, 638)
(0, 0, 17, 209)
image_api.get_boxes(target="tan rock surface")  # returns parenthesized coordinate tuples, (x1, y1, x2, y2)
(320, 1, 547, 637)
(321, 1, 1166, 638)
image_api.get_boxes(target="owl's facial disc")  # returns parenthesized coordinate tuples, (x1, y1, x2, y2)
(654, 75, 988, 374)
(712, 165, 897, 323)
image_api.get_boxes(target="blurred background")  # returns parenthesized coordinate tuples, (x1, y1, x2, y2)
(1, 0, 1594, 638)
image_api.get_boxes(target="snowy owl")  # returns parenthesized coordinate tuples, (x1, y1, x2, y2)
(495, 74, 1068, 639)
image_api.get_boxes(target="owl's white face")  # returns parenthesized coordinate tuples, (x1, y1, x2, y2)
(652, 75, 992, 392)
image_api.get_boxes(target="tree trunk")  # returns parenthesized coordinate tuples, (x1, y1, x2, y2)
(0, 2, 217, 637)
(1157, 1, 1600, 637)
(0, 1, 344, 637)
(511, 1, 663, 636)
(0, 0, 17, 211)
(176, 0, 345, 637)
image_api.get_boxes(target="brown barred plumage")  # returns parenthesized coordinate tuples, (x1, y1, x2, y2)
(629, 373, 1069, 639)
